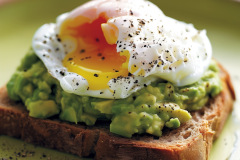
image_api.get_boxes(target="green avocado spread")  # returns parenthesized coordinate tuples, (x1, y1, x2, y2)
(7, 49, 222, 138)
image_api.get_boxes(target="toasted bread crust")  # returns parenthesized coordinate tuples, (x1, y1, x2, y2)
(0, 64, 235, 160)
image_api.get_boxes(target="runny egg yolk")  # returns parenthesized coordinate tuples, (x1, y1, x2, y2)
(60, 15, 129, 90)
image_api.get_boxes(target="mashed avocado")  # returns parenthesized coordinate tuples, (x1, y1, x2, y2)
(7, 49, 222, 138)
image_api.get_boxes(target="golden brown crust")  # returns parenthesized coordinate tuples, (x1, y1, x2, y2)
(0, 64, 235, 160)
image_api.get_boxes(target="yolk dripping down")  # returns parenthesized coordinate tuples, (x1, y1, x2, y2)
(60, 15, 129, 90)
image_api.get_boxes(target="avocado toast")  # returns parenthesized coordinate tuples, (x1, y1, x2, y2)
(0, 61, 235, 159)
(0, 0, 236, 159)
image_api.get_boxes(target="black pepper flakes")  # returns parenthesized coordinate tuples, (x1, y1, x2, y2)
(57, 38, 61, 42)
(135, 31, 140, 35)
(130, 10, 134, 15)
(16, 152, 21, 157)
(138, 19, 146, 26)
(81, 56, 91, 61)
(128, 34, 133, 37)
(132, 43, 136, 48)
(94, 74, 99, 77)
(59, 71, 65, 76)
(130, 22, 134, 27)
(80, 49, 85, 53)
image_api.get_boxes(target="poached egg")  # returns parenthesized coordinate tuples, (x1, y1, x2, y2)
(32, 0, 212, 99)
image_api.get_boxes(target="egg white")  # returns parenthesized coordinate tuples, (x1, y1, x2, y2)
(112, 16, 212, 86)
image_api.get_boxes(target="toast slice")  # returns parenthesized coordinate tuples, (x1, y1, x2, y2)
(0, 64, 235, 160)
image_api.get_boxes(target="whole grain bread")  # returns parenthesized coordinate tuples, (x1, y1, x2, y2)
(0, 63, 235, 160)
